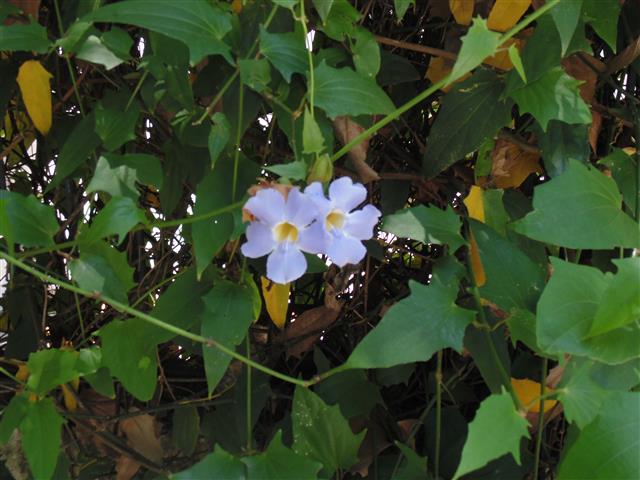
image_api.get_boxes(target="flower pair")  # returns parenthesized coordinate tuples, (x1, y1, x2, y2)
(241, 177, 381, 284)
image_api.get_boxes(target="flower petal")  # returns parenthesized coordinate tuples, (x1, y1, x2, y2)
(326, 232, 367, 267)
(344, 205, 381, 240)
(266, 244, 308, 284)
(297, 221, 328, 255)
(329, 176, 367, 212)
(244, 188, 286, 226)
(241, 222, 276, 258)
(285, 188, 318, 227)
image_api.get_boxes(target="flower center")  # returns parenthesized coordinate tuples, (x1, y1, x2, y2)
(325, 210, 346, 230)
(274, 222, 299, 243)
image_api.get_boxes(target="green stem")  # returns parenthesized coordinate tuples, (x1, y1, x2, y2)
(533, 357, 549, 479)
(329, 0, 561, 164)
(435, 350, 443, 479)
(0, 251, 313, 388)
(299, 0, 315, 117)
(194, 70, 239, 125)
(125, 70, 149, 111)
(232, 83, 244, 201)
(246, 334, 252, 451)
(0, 366, 24, 385)
(53, 0, 85, 117)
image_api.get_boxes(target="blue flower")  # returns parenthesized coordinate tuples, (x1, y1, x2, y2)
(305, 177, 381, 267)
(241, 187, 324, 284)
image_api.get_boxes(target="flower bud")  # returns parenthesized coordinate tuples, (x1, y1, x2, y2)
(307, 154, 333, 184)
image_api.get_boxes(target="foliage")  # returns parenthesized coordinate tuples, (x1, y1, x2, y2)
(0, 0, 639, 479)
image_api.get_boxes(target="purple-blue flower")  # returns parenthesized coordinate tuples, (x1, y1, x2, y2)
(241, 187, 323, 284)
(305, 177, 381, 267)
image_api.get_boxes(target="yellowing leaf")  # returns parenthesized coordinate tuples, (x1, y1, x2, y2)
(231, 0, 243, 13)
(511, 378, 558, 413)
(17, 60, 52, 135)
(469, 232, 486, 287)
(426, 56, 470, 92)
(487, 0, 531, 32)
(449, 0, 474, 26)
(464, 185, 485, 222)
(490, 138, 540, 189)
(16, 364, 30, 383)
(484, 38, 524, 71)
(61, 378, 80, 412)
(261, 276, 290, 329)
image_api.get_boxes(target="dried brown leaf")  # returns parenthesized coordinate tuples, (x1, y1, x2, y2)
(333, 116, 379, 184)
(561, 54, 605, 104)
(278, 306, 340, 358)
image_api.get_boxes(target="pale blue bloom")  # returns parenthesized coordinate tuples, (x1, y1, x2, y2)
(241, 187, 323, 284)
(305, 177, 381, 267)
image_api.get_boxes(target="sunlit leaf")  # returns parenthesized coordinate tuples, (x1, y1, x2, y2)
(17, 60, 52, 135)
(511, 378, 558, 413)
(260, 277, 289, 329)
(487, 0, 531, 33)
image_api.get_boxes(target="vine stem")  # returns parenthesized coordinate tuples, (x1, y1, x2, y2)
(329, 0, 561, 164)
(298, 0, 315, 117)
(53, 0, 85, 117)
(533, 357, 549, 479)
(0, 251, 314, 388)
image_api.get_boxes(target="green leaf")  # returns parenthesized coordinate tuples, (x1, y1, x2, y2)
(86, 0, 232, 64)
(536, 258, 640, 364)
(312, 0, 334, 23)
(537, 120, 590, 177)
(239, 58, 271, 93)
(394, 0, 415, 22)
(450, 18, 502, 83)
(76, 35, 124, 70)
(94, 95, 140, 151)
(351, 28, 381, 78)
(69, 249, 132, 304)
(81, 196, 147, 246)
(377, 50, 420, 86)
(582, 0, 620, 52)
(313, 61, 395, 119)
(0, 191, 58, 247)
(558, 393, 640, 479)
(382, 205, 465, 252)
(303, 107, 325, 154)
(48, 114, 101, 189)
(87, 154, 162, 200)
(200, 280, 255, 395)
(557, 358, 610, 429)
(259, 28, 307, 83)
(318, 0, 361, 41)
(512, 161, 640, 249)
(0, 394, 28, 443)
(472, 220, 546, 312)
(100, 319, 158, 401)
(26, 349, 79, 396)
(192, 170, 234, 278)
(101, 27, 133, 59)
(588, 258, 640, 337)
(314, 366, 384, 419)
(599, 148, 637, 216)
(394, 442, 428, 479)
(506, 308, 540, 354)
(20, 397, 65, 480)
(265, 160, 308, 180)
(172, 406, 200, 456)
(173, 446, 245, 479)
(423, 70, 513, 178)
(550, 0, 583, 54)
(208, 112, 231, 170)
(242, 430, 322, 479)
(346, 279, 475, 369)
(509, 67, 592, 131)
(0, 22, 50, 53)
(292, 386, 365, 474)
(453, 391, 530, 480)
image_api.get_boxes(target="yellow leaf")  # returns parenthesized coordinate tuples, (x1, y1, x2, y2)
(17, 60, 52, 135)
(231, 0, 243, 13)
(261, 277, 290, 329)
(484, 38, 524, 71)
(449, 0, 474, 26)
(426, 56, 471, 92)
(511, 378, 558, 413)
(490, 138, 541, 189)
(464, 185, 485, 222)
(469, 232, 486, 287)
(487, 0, 531, 32)
(61, 379, 80, 412)
(16, 364, 29, 383)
